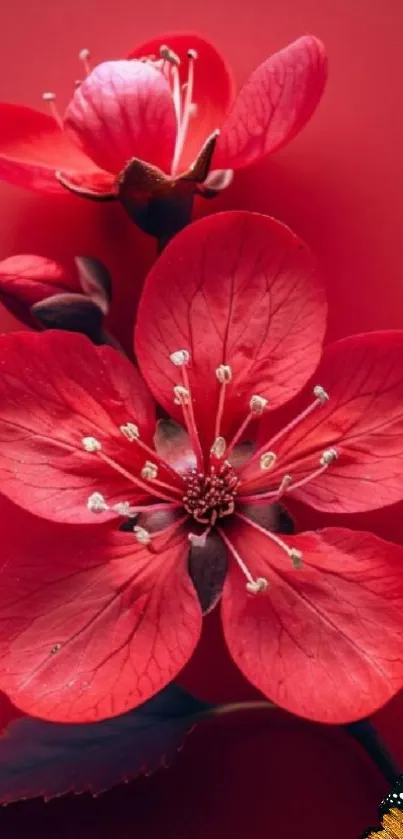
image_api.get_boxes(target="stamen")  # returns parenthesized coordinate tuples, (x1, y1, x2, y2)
(42, 92, 63, 129)
(213, 364, 233, 443)
(172, 47, 198, 175)
(170, 349, 190, 367)
(250, 395, 268, 415)
(290, 548, 303, 569)
(141, 461, 159, 480)
(240, 385, 331, 478)
(235, 512, 303, 571)
(95, 448, 180, 503)
(134, 526, 151, 545)
(313, 385, 329, 404)
(218, 527, 269, 595)
(320, 447, 338, 466)
(112, 501, 133, 516)
(210, 436, 226, 459)
(225, 393, 268, 460)
(174, 385, 190, 406)
(87, 492, 108, 513)
(246, 577, 269, 594)
(174, 364, 204, 469)
(79, 48, 91, 76)
(159, 45, 181, 66)
(215, 364, 232, 384)
(82, 436, 102, 453)
(120, 423, 139, 441)
(290, 448, 339, 491)
(260, 451, 277, 471)
(240, 473, 292, 505)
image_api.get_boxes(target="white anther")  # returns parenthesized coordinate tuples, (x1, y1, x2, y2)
(82, 436, 102, 453)
(134, 526, 151, 545)
(290, 548, 303, 569)
(188, 531, 208, 548)
(120, 423, 140, 441)
(187, 48, 198, 60)
(313, 385, 329, 405)
(42, 91, 56, 101)
(174, 385, 190, 406)
(159, 44, 180, 65)
(246, 576, 269, 595)
(113, 501, 133, 516)
(260, 451, 277, 471)
(141, 461, 159, 480)
(210, 437, 226, 459)
(79, 48, 91, 61)
(87, 492, 108, 513)
(320, 447, 338, 466)
(216, 364, 232, 384)
(250, 395, 268, 415)
(170, 349, 190, 367)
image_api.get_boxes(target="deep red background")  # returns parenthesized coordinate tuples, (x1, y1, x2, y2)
(0, 1, 402, 836)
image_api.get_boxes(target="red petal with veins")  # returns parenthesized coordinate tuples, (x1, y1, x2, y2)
(0, 255, 79, 325)
(222, 521, 403, 723)
(135, 211, 326, 452)
(128, 33, 234, 172)
(0, 104, 104, 193)
(243, 332, 403, 512)
(0, 330, 160, 523)
(0, 522, 201, 722)
(64, 60, 177, 175)
(214, 36, 327, 171)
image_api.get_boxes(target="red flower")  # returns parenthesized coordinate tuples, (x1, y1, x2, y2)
(0, 33, 327, 237)
(0, 210, 403, 725)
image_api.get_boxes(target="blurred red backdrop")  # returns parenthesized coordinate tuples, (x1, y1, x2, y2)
(0, 1, 401, 836)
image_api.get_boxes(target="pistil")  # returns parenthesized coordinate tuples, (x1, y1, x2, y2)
(171, 49, 198, 175)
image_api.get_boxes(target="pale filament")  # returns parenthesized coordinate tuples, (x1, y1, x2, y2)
(42, 93, 63, 129)
(224, 411, 255, 460)
(235, 512, 302, 568)
(240, 450, 337, 504)
(88, 494, 181, 516)
(178, 364, 204, 468)
(218, 526, 268, 594)
(171, 50, 198, 175)
(92, 448, 180, 504)
(79, 48, 92, 76)
(239, 388, 329, 479)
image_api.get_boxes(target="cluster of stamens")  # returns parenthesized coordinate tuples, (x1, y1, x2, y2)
(80, 346, 340, 598)
(183, 463, 239, 525)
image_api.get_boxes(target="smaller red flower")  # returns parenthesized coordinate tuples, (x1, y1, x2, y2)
(0, 211, 402, 726)
(0, 33, 327, 237)
(0, 254, 112, 342)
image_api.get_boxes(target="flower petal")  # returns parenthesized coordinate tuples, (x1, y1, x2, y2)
(64, 60, 177, 175)
(214, 36, 327, 170)
(128, 32, 234, 172)
(244, 332, 403, 512)
(0, 255, 80, 325)
(222, 521, 403, 723)
(0, 523, 201, 722)
(0, 104, 103, 193)
(135, 211, 326, 451)
(0, 330, 157, 523)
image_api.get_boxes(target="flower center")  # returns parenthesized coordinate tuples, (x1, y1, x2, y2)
(183, 462, 239, 525)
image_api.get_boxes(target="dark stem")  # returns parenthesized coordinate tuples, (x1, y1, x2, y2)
(345, 719, 401, 784)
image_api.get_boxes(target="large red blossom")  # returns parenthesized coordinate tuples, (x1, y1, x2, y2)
(0, 211, 402, 725)
(0, 33, 327, 235)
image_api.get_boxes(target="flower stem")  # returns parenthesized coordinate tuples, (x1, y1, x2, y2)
(345, 719, 400, 784)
